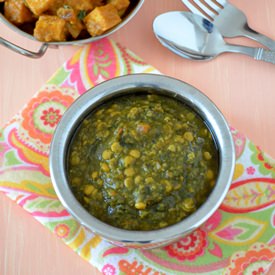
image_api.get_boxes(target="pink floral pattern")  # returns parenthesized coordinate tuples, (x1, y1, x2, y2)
(102, 264, 116, 275)
(164, 229, 208, 261)
(231, 127, 246, 159)
(40, 107, 62, 128)
(246, 166, 256, 175)
(203, 210, 222, 232)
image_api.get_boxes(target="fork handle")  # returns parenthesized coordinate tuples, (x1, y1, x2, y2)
(254, 48, 275, 65)
(243, 26, 275, 51)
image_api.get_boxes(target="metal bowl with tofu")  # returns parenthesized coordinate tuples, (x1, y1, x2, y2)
(0, 0, 144, 58)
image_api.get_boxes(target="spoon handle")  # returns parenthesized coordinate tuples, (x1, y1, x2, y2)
(254, 49, 275, 65)
(226, 45, 275, 65)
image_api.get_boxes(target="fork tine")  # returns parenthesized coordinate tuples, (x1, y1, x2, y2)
(193, 0, 217, 18)
(214, 0, 227, 6)
(204, 0, 223, 12)
(181, 0, 209, 19)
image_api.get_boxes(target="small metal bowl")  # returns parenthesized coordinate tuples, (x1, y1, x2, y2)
(50, 74, 235, 249)
(0, 0, 144, 58)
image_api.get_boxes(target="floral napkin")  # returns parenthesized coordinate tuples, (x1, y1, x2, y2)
(0, 38, 274, 275)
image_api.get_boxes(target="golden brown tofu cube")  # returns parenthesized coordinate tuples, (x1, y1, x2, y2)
(66, 0, 94, 11)
(57, 7, 84, 38)
(57, 6, 78, 24)
(34, 15, 67, 42)
(4, 0, 33, 25)
(84, 4, 121, 36)
(25, 0, 55, 16)
(91, 0, 105, 7)
(107, 0, 130, 15)
(46, 0, 63, 14)
(57, 6, 84, 38)
(49, 0, 94, 16)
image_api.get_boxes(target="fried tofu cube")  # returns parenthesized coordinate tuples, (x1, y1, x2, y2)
(91, 0, 105, 7)
(57, 6, 84, 38)
(66, 21, 84, 38)
(66, 0, 94, 11)
(25, 0, 55, 16)
(46, 0, 63, 14)
(34, 15, 67, 42)
(84, 4, 121, 36)
(49, 0, 94, 18)
(107, 0, 130, 16)
(4, 0, 33, 25)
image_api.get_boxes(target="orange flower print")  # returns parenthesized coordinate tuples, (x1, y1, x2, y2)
(21, 89, 74, 144)
(164, 228, 208, 261)
(119, 259, 165, 275)
(54, 223, 70, 238)
(224, 243, 275, 275)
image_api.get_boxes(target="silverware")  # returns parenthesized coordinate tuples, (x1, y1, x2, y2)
(154, 33, 210, 61)
(153, 11, 275, 64)
(182, 0, 275, 50)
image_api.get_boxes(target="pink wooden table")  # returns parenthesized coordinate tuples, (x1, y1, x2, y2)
(0, 1, 274, 274)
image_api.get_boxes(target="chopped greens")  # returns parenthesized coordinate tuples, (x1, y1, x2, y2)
(68, 93, 219, 230)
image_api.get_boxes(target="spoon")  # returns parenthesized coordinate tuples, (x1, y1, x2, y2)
(153, 11, 275, 64)
(154, 33, 210, 61)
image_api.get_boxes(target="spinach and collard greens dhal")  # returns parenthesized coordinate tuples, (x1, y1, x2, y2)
(68, 93, 219, 230)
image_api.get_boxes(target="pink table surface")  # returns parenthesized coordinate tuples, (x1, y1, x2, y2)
(0, 1, 274, 274)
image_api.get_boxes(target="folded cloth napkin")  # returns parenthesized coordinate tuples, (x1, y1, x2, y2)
(0, 38, 274, 275)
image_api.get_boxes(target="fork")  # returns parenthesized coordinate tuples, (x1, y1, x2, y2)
(182, 0, 275, 50)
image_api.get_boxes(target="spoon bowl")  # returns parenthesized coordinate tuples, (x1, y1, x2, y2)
(153, 11, 224, 59)
(155, 33, 213, 61)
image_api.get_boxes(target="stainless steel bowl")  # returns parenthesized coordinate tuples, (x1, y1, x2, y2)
(50, 74, 235, 249)
(0, 0, 144, 58)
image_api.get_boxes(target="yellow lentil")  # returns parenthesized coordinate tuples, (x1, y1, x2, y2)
(135, 202, 146, 210)
(124, 155, 135, 167)
(102, 150, 113, 160)
(206, 169, 214, 180)
(101, 162, 110, 172)
(124, 167, 135, 177)
(129, 149, 141, 158)
(84, 185, 94, 196)
(204, 151, 212, 160)
(111, 142, 122, 153)
(134, 175, 142, 184)
(184, 131, 194, 142)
